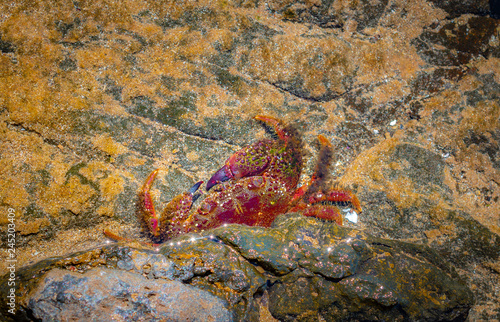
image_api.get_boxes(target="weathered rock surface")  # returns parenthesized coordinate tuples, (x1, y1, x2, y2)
(29, 268, 232, 321)
(1, 215, 473, 321)
(0, 0, 499, 320)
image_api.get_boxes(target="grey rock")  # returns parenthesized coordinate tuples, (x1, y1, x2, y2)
(29, 268, 233, 322)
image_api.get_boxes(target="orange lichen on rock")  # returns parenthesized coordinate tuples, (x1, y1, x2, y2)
(340, 136, 401, 189)
(459, 100, 499, 135)
(340, 132, 454, 211)
(476, 57, 500, 83)
(91, 135, 128, 157)
(385, 176, 426, 209)
(99, 174, 125, 202)
(16, 218, 51, 236)
(372, 79, 411, 105)
(242, 34, 354, 97)
(37, 176, 97, 216)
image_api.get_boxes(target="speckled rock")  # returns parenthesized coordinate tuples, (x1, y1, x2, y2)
(28, 268, 232, 321)
(0, 215, 472, 321)
(427, 0, 491, 18)
(0, 0, 499, 320)
(217, 214, 473, 321)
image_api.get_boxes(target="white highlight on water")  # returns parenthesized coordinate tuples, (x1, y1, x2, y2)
(343, 209, 358, 223)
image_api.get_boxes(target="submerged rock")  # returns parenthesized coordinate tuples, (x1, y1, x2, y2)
(0, 214, 473, 321)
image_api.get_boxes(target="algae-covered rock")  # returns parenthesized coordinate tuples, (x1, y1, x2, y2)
(1, 0, 498, 319)
(0, 214, 472, 321)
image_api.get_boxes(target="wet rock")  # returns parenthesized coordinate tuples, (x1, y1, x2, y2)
(0, 0, 499, 319)
(414, 16, 500, 66)
(341, 138, 500, 321)
(219, 214, 474, 321)
(344, 142, 500, 262)
(0, 215, 473, 321)
(28, 268, 232, 321)
(427, 0, 491, 18)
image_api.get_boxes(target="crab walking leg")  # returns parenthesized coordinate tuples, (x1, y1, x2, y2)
(299, 189, 363, 225)
(289, 134, 362, 223)
(103, 229, 163, 248)
(289, 134, 333, 208)
(254, 115, 289, 140)
(301, 206, 344, 225)
(103, 170, 164, 243)
(105, 170, 164, 243)
(312, 190, 362, 214)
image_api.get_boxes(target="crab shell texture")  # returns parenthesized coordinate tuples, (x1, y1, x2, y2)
(139, 116, 361, 242)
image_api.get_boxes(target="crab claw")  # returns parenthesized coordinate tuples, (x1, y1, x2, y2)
(139, 169, 204, 241)
(206, 165, 232, 191)
(206, 115, 301, 192)
(140, 169, 161, 236)
(188, 180, 204, 195)
(206, 142, 272, 191)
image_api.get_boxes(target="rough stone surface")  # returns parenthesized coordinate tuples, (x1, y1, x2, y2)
(1, 215, 472, 321)
(29, 268, 232, 321)
(0, 0, 499, 320)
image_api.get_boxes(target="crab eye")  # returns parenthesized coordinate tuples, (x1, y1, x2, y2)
(198, 200, 217, 215)
(248, 176, 265, 190)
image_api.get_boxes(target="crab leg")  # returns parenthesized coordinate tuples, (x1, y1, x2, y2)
(103, 170, 164, 244)
(254, 115, 289, 140)
(289, 134, 361, 224)
(103, 229, 162, 248)
(289, 134, 333, 207)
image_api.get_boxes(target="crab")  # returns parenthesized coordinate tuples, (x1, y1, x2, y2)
(106, 116, 361, 243)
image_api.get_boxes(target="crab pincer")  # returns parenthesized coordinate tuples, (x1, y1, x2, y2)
(139, 169, 203, 241)
(206, 115, 296, 191)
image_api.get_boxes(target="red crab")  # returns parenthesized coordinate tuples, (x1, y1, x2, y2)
(106, 116, 361, 243)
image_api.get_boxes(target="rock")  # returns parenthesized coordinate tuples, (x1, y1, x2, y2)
(0, 215, 472, 321)
(0, 0, 499, 319)
(28, 268, 232, 321)
(427, 0, 491, 18)
(265, 0, 389, 30)
(219, 214, 474, 321)
(413, 15, 500, 66)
